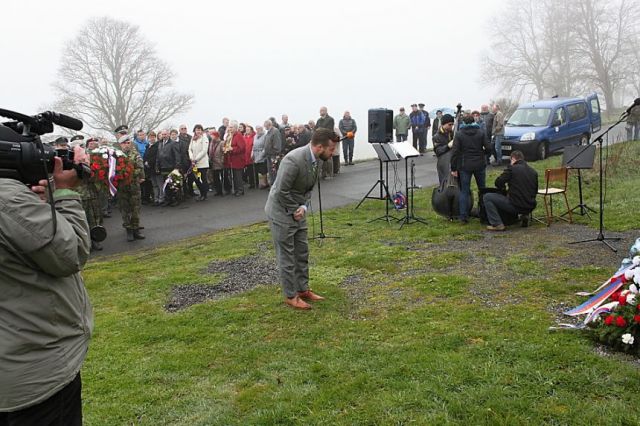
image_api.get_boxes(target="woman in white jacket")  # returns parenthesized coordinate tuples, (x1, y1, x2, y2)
(188, 124, 210, 201)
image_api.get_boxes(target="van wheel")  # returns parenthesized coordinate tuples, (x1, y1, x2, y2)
(580, 134, 590, 145)
(537, 141, 548, 161)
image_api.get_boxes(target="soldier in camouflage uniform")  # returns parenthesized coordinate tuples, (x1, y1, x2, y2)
(117, 134, 146, 242)
(78, 137, 105, 251)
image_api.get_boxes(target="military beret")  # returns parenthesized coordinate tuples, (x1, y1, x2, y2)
(418, 103, 425, 108)
(114, 124, 129, 134)
(54, 136, 69, 146)
(70, 135, 84, 142)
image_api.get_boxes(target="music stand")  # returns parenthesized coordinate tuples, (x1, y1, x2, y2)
(356, 143, 400, 223)
(567, 114, 626, 252)
(562, 145, 596, 218)
(392, 142, 427, 229)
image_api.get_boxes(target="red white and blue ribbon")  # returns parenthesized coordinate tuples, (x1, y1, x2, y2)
(564, 273, 627, 316)
(107, 148, 118, 196)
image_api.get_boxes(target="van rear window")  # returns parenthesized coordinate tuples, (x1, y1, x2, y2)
(567, 103, 587, 121)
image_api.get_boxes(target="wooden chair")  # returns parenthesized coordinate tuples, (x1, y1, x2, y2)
(535, 167, 572, 226)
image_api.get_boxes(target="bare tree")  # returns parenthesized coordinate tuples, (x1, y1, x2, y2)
(489, 97, 519, 119)
(481, 0, 552, 99)
(482, 0, 639, 110)
(570, 0, 638, 111)
(52, 17, 193, 133)
(543, 3, 588, 97)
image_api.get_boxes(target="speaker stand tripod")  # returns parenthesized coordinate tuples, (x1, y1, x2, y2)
(356, 143, 400, 223)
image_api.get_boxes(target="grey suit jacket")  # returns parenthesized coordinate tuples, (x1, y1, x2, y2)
(264, 145, 317, 225)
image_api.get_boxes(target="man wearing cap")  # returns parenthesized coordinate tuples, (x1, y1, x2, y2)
(432, 113, 456, 184)
(114, 124, 129, 138)
(117, 134, 146, 242)
(265, 128, 338, 310)
(413, 103, 431, 154)
(393, 107, 411, 142)
(409, 104, 425, 152)
(134, 129, 153, 204)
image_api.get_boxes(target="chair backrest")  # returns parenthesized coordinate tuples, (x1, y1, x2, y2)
(544, 167, 568, 190)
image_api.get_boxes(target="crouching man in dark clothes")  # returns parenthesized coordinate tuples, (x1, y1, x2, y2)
(483, 150, 538, 231)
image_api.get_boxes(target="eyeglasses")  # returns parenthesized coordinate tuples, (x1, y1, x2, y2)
(121, 141, 131, 144)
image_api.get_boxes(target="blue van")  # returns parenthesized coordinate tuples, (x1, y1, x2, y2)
(501, 93, 601, 161)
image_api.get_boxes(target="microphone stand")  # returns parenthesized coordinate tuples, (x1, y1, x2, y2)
(312, 176, 340, 241)
(568, 112, 627, 252)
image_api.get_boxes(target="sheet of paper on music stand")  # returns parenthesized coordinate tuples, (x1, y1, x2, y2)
(372, 143, 400, 162)
(391, 142, 420, 158)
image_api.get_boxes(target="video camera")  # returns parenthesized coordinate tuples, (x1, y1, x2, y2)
(0, 108, 88, 185)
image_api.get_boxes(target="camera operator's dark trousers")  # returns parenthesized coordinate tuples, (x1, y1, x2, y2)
(483, 192, 517, 227)
(0, 373, 82, 426)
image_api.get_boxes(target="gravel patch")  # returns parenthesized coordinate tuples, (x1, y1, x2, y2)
(343, 222, 637, 317)
(165, 255, 279, 312)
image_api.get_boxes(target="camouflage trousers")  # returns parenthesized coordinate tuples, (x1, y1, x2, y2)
(118, 183, 142, 230)
(81, 188, 104, 230)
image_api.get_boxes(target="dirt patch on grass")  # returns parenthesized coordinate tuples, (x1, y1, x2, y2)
(341, 222, 638, 319)
(165, 255, 279, 312)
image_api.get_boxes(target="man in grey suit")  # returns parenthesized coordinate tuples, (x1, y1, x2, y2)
(265, 128, 339, 310)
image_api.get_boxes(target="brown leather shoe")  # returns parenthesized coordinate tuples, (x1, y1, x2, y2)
(285, 296, 312, 310)
(298, 289, 325, 301)
(486, 224, 506, 231)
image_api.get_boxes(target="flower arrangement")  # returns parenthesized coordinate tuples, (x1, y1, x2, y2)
(88, 147, 134, 192)
(589, 255, 640, 354)
(164, 169, 183, 192)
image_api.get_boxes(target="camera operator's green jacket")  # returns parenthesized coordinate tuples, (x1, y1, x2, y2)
(0, 178, 92, 412)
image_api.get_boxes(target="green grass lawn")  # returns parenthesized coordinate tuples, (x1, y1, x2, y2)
(82, 141, 640, 425)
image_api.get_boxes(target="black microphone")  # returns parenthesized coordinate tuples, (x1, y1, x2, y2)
(626, 98, 640, 115)
(39, 111, 84, 131)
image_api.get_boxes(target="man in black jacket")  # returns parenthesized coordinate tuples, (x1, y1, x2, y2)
(178, 124, 193, 197)
(483, 150, 538, 231)
(450, 114, 492, 223)
(155, 129, 181, 205)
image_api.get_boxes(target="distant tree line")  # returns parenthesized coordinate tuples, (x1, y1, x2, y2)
(481, 0, 639, 112)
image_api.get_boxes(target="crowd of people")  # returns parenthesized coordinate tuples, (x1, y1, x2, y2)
(56, 107, 357, 250)
(49, 100, 539, 250)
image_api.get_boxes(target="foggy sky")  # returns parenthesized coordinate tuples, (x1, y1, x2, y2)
(2, 0, 502, 158)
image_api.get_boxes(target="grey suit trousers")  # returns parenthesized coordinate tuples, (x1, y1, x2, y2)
(269, 218, 309, 298)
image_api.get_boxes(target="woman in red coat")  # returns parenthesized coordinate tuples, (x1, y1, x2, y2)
(227, 121, 246, 196)
(243, 124, 256, 189)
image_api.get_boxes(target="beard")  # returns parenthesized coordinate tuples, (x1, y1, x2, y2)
(319, 151, 332, 161)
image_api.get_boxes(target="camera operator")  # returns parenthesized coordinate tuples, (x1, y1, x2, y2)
(0, 156, 93, 424)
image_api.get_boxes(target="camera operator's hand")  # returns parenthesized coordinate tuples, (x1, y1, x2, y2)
(31, 157, 80, 201)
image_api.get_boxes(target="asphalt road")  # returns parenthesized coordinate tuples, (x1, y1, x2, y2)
(95, 125, 626, 257)
(95, 152, 441, 257)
